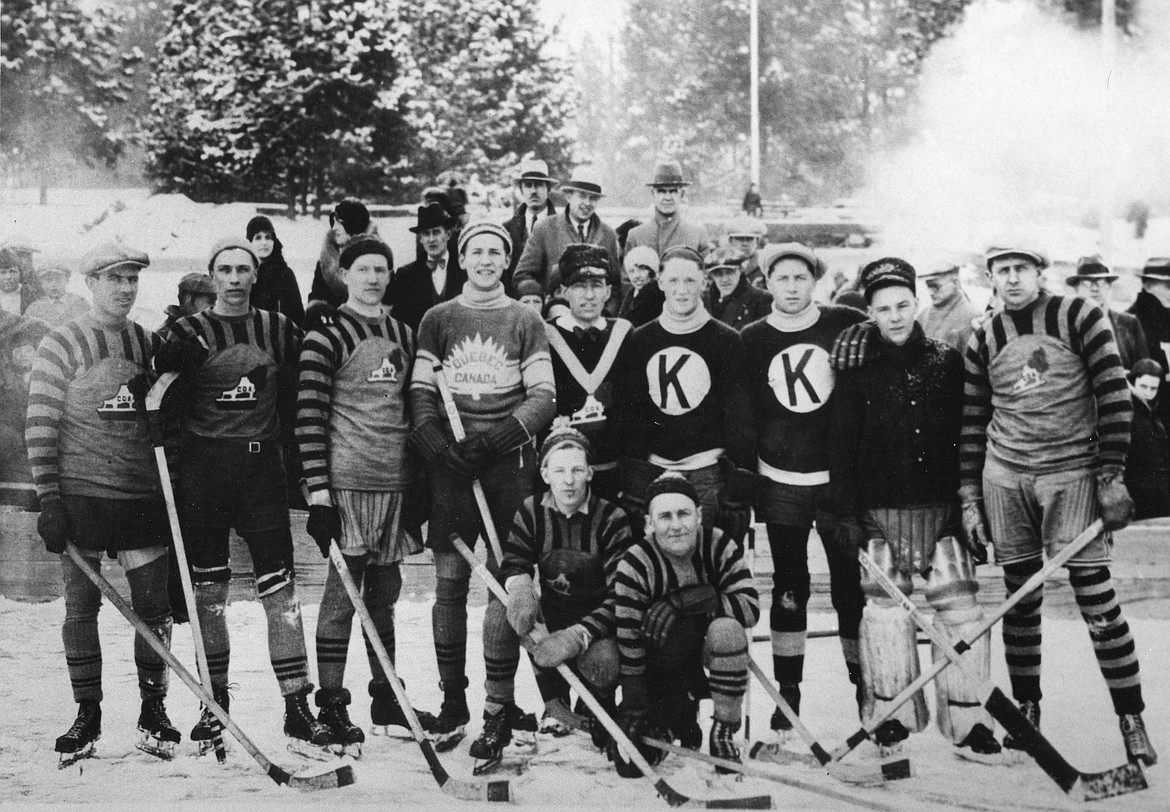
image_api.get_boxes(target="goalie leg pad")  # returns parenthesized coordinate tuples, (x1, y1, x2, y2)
(860, 602, 928, 734)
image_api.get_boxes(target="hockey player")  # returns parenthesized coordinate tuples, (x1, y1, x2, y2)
(296, 236, 436, 756)
(619, 245, 755, 542)
(961, 246, 1156, 766)
(831, 258, 1000, 759)
(740, 242, 867, 740)
(154, 237, 331, 752)
(475, 426, 631, 767)
(544, 244, 635, 501)
(408, 220, 556, 751)
(611, 472, 759, 774)
(26, 242, 179, 764)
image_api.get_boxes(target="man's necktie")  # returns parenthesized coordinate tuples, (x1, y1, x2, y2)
(573, 326, 602, 342)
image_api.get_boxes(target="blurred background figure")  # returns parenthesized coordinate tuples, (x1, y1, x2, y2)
(617, 245, 663, 328)
(1, 237, 45, 312)
(1065, 255, 1148, 371)
(742, 182, 763, 218)
(516, 278, 545, 314)
(1127, 359, 1170, 520)
(916, 258, 981, 351)
(160, 272, 216, 338)
(726, 217, 768, 289)
(247, 215, 305, 326)
(702, 247, 771, 331)
(24, 263, 90, 327)
(0, 310, 51, 505)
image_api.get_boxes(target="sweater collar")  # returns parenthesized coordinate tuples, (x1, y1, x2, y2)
(766, 300, 820, 332)
(458, 282, 509, 309)
(658, 304, 711, 334)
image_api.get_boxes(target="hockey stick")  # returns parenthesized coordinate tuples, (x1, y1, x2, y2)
(145, 370, 227, 763)
(858, 544, 1147, 802)
(743, 528, 754, 743)
(545, 699, 892, 810)
(745, 658, 904, 784)
(433, 362, 505, 564)
(453, 535, 772, 809)
(64, 543, 354, 790)
(828, 519, 1106, 767)
(325, 540, 509, 801)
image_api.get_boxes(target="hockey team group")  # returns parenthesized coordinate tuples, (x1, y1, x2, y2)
(22, 162, 1162, 803)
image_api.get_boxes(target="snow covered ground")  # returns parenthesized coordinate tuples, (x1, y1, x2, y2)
(1, 585, 1166, 810)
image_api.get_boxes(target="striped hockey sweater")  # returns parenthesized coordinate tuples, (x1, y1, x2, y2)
(960, 293, 1131, 487)
(25, 313, 161, 499)
(612, 527, 759, 677)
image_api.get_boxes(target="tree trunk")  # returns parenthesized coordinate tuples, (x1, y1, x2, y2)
(39, 161, 49, 206)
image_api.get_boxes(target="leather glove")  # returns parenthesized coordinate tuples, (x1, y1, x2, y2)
(716, 458, 759, 544)
(609, 678, 664, 777)
(443, 434, 492, 479)
(304, 300, 337, 329)
(306, 504, 342, 557)
(505, 574, 540, 636)
(959, 492, 991, 565)
(532, 625, 589, 668)
(1097, 466, 1135, 531)
(38, 496, 73, 555)
(832, 516, 866, 557)
(483, 416, 531, 455)
(407, 420, 450, 467)
(126, 372, 151, 417)
(153, 338, 208, 376)
(830, 321, 876, 371)
(642, 584, 720, 649)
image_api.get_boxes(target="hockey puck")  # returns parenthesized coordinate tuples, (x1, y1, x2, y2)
(486, 780, 511, 802)
(880, 758, 912, 780)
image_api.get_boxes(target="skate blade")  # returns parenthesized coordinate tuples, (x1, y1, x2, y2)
(286, 738, 344, 761)
(431, 727, 466, 753)
(136, 735, 178, 761)
(57, 740, 98, 769)
(509, 732, 538, 754)
(370, 724, 412, 739)
(341, 741, 363, 760)
(750, 740, 819, 769)
(472, 755, 503, 776)
(952, 745, 1004, 766)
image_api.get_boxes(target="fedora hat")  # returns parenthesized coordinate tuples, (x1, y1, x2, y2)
(513, 158, 558, 186)
(1139, 257, 1170, 281)
(409, 202, 454, 233)
(646, 161, 691, 188)
(561, 166, 604, 197)
(1067, 255, 1117, 283)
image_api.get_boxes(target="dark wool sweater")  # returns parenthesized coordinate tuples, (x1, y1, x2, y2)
(830, 324, 963, 517)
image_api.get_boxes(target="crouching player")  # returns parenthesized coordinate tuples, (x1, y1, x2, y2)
(831, 258, 1000, 760)
(296, 236, 437, 756)
(611, 472, 759, 775)
(479, 425, 632, 769)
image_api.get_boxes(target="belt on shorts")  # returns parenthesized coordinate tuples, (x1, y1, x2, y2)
(185, 433, 278, 454)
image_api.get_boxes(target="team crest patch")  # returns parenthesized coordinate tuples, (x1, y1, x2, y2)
(215, 364, 266, 410)
(368, 348, 404, 382)
(549, 573, 572, 596)
(96, 376, 145, 421)
(446, 333, 519, 401)
(1010, 348, 1048, 395)
(768, 344, 834, 413)
(646, 347, 711, 415)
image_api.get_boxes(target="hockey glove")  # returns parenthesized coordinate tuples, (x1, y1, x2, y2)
(832, 516, 866, 557)
(406, 420, 450, 468)
(304, 300, 337, 329)
(153, 338, 208, 376)
(505, 574, 540, 636)
(306, 504, 342, 557)
(484, 416, 531, 456)
(38, 496, 73, 555)
(442, 435, 492, 479)
(642, 584, 720, 650)
(830, 321, 877, 371)
(958, 491, 991, 565)
(716, 458, 759, 544)
(1097, 466, 1135, 531)
(609, 677, 665, 778)
(532, 625, 590, 669)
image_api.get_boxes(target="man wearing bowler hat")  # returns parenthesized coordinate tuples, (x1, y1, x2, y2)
(513, 166, 621, 302)
(917, 258, 982, 351)
(1130, 258, 1170, 424)
(624, 161, 709, 259)
(504, 158, 560, 286)
(390, 202, 466, 331)
(1066, 256, 1147, 370)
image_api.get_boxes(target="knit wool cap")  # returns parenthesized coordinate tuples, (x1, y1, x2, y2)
(760, 242, 826, 280)
(644, 471, 699, 510)
(178, 272, 216, 296)
(207, 237, 258, 271)
(859, 257, 917, 302)
(515, 278, 544, 299)
(333, 198, 371, 236)
(246, 215, 276, 241)
(339, 235, 394, 271)
(539, 421, 594, 465)
(558, 244, 611, 286)
(458, 219, 513, 258)
(80, 242, 151, 277)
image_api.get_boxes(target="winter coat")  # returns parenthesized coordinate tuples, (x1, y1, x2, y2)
(1108, 309, 1149, 371)
(512, 207, 621, 295)
(251, 238, 305, 326)
(623, 212, 708, 258)
(1129, 289, 1170, 424)
(617, 280, 664, 329)
(703, 275, 772, 331)
(917, 291, 981, 352)
(1128, 395, 1170, 519)
(503, 200, 558, 289)
(388, 253, 466, 332)
(831, 323, 964, 518)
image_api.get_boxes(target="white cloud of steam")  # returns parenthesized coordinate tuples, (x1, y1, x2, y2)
(866, 0, 1170, 266)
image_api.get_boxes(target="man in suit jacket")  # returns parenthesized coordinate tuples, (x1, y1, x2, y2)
(1065, 255, 1148, 370)
(702, 248, 772, 331)
(623, 161, 708, 258)
(503, 158, 559, 292)
(389, 203, 466, 332)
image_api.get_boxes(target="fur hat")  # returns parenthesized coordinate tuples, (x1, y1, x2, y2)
(207, 237, 258, 271)
(558, 244, 610, 286)
(859, 257, 917, 302)
(458, 219, 512, 258)
(332, 198, 371, 236)
(539, 419, 593, 465)
(80, 242, 151, 277)
(644, 471, 699, 510)
(339, 236, 393, 271)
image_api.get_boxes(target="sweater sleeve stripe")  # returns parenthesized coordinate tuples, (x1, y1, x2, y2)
(709, 529, 760, 628)
(295, 329, 338, 493)
(499, 498, 540, 582)
(1073, 302, 1132, 467)
(578, 502, 632, 639)
(614, 547, 654, 677)
(959, 328, 993, 491)
(25, 330, 76, 498)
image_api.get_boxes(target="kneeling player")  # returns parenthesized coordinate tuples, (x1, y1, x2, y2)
(611, 473, 759, 775)
(831, 259, 999, 760)
(297, 237, 437, 756)
(477, 425, 631, 768)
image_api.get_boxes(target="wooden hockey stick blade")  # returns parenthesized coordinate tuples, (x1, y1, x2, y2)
(857, 527, 1147, 802)
(326, 542, 509, 802)
(745, 658, 903, 784)
(452, 535, 772, 809)
(830, 519, 1105, 764)
(751, 629, 840, 643)
(145, 370, 180, 412)
(65, 544, 354, 791)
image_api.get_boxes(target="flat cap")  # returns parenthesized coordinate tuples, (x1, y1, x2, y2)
(760, 242, 826, 280)
(80, 241, 150, 277)
(985, 246, 1048, 270)
(178, 272, 216, 296)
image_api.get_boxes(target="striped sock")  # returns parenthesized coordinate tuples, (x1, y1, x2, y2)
(1069, 567, 1144, 715)
(195, 580, 231, 688)
(433, 576, 468, 687)
(707, 619, 749, 723)
(1002, 560, 1043, 703)
(260, 581, 310, 696)
(483, 597, 519, 706)
(363, 565, 401, 682)
(315, 554, 366, 688)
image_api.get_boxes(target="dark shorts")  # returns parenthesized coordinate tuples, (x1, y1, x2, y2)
(426, 443, 537, 555)
(178, 435, 289, 535)
(62, 495, 169, 555)
(757, 479, 836, 530)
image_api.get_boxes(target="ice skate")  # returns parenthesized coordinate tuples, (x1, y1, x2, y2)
(56, 701, 101, 769)
(709, 719, 742, 774)
(317, 688, 363, 759)
(430, 688, 470, 753)
(284, 686, 337, 756)
(769, 685, 801, 745)
(539, 705, 571, 738)
(136, 697, 181, 760)
(953, 723, 1002, 765)
(470, 705, 514, 775)
(1000, 700, 1039, 764)
(190, 684, 231, 756)
(874, 719, 909, 758)
(1120, 713, 1158, 767)
(506, 703, 539, 751)
(369, 679, 436, 738)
